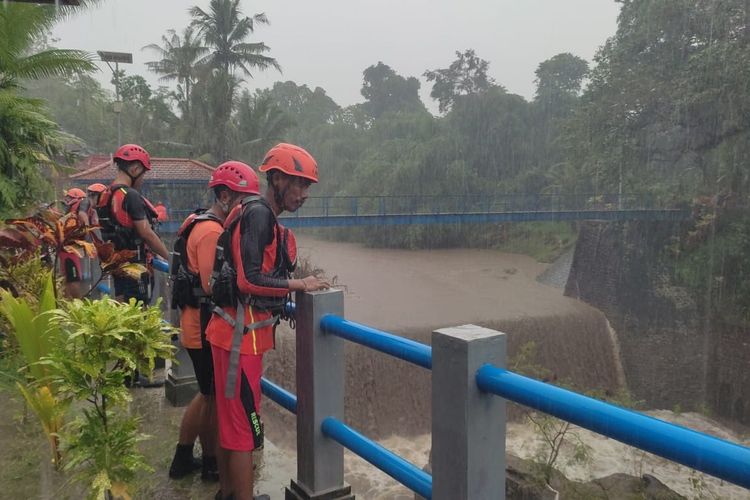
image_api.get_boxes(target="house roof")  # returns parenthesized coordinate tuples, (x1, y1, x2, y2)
(70, 157, 215, 181)
(73, 154, 111, 172)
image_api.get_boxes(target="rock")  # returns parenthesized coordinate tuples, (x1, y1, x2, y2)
(505, 454, 686, 500)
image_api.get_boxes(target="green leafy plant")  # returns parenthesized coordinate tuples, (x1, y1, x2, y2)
(43, 297, 175, 499)
(0, 272, 67, 466)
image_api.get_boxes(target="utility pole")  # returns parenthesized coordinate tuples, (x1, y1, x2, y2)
(97, 51, 132, 147)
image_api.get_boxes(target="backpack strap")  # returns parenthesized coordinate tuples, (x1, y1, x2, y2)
(174, 210, 223, 273)
(209, 195, 262, 291)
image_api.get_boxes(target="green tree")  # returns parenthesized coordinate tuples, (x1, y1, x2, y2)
(530, 53, 589, 184)
(565, 0, 750, 199)
(534, 53, 588, 116)
(233, 90, 294, 162)
(188, 69, 241, 161)
(143, 27, 206, 117)
(0, 3, 95, 214)
(360, 62, 426, 119)
(260, 80, 340, 129)
(424, 49, 500, 113)
(189, 0, 281, 160)
(118, 74, 152, 107)
(446, 87, 533, 184)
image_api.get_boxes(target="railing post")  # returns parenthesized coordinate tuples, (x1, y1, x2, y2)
(286, 289, 354, 500)
(431, 324, 506, 500)
(164, 337, 199, 406)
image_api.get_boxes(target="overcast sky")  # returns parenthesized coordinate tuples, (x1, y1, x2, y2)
(52, 0, 620, 111)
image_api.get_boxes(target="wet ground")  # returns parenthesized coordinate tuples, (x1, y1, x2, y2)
(0, 387, 296, 500)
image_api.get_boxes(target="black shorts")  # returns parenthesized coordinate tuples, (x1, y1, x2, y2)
(187, 345, 215, 396)
(114, 273, 151, 304)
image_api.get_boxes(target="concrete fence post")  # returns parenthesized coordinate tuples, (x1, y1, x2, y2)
(286, 289, 354, 500)
(164, 306, 197, 406)
(431, 324, 507, 500)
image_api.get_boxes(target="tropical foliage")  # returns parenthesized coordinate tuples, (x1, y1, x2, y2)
(0, 2, 95, 215)
(47, 298, 176, 499)
(0, 273, 66, 466)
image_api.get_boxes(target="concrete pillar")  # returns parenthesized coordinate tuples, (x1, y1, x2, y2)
(286, 289, 354, 500)
(164, 334, 199, 406)
(431, 324, 506, 500)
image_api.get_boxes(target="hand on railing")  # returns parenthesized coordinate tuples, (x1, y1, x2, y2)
(299, 275, 331, 292)
(152, 257, 169, 273)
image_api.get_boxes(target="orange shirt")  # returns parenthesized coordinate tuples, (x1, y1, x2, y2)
(179, 218, 223, 349)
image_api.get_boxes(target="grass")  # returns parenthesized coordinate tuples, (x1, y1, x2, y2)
(494, 222, 577, 263)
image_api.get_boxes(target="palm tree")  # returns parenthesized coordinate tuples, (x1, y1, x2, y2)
(0, 3, 96, 214)
(189, 0, 280, 77)
(0, 4, 95, 91)
(188, 0, 281, 160)
(143, 27, 206, 117)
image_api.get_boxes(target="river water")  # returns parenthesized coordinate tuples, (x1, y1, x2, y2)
(262, 235, 750, 499)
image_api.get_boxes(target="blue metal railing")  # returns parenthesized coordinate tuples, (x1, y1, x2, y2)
(318, 314, 750, 492)
(261, 378, 297, 414)
(260, 306, 750, 496)
(320, 314, 432, 369)
(476, 365, 750, 489)
(321, 417, 432, 499)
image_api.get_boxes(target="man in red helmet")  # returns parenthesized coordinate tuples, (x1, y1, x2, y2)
(86, 183, 107, 227)
(206, 144, 329, 500)
(60, 187, 90, 298)
(98, 143, 169, 305)
(168, 161, 260, 484)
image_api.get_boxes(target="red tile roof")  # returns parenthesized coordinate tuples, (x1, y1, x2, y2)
(70, 157, 215, 181)
(73, 154, 111, 171)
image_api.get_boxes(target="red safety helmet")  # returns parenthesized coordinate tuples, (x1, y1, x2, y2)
(208, 160, 260, 194)
(87, 183, 107, 194)
(114, 143, 151, 170)
(64, 187, 86, 202)
(259, 143, 318, 183)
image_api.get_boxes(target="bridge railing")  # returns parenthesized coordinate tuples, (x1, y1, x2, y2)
(261, 289, 750, 500)
(288, 192, 661, 218)
(157, 193, 681, 233)
(166, 193, 662, 223)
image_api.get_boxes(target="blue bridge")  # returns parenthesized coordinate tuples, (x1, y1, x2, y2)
(159, 193, 690, 233)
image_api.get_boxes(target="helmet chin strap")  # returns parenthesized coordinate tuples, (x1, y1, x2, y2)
(274, 185, 287, 211)
(271, 173, 288, 212)
(126, 166, 144, 185)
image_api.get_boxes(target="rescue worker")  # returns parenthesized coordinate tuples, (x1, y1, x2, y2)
(97, 144, 169, 388)
(60, 188, 89, 298)
(97, 143, 169, 304)
(154, 202, 168, 222)
(86, 183, 107, 228)
(206, 144, 329, 500)
(168, 161, 260, 482)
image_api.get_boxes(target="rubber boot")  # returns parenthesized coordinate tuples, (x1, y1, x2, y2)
(168, 443, 200, 478)
(201, 454, 219, 482)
